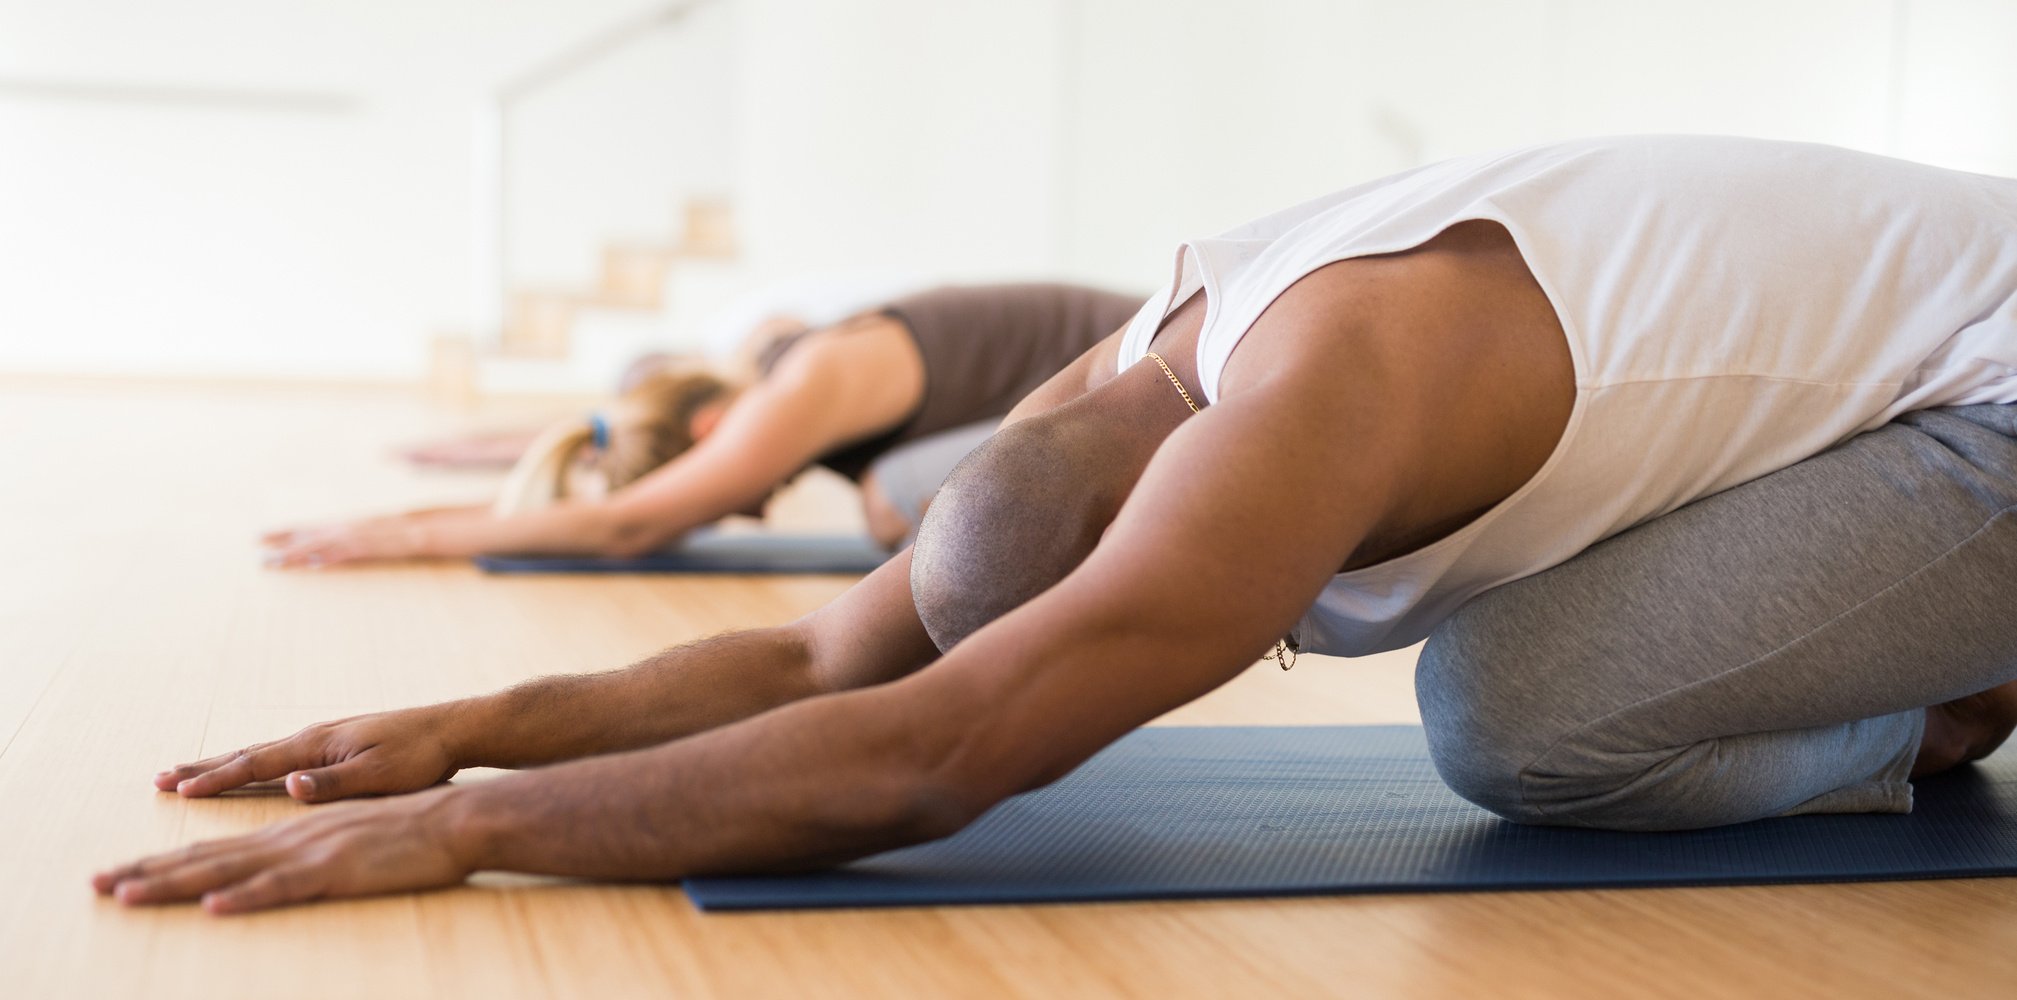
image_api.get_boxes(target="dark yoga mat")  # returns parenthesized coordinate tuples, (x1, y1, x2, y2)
(474, 531, 889, 575)
(683, 725, 2017, 911)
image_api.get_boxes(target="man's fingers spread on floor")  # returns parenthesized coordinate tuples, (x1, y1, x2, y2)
(155, 750, 246, 790)
(202, 866, 324, 915)
(156, 745, 266, 790)
(94, 843, 204, 891)
(94, 834, 263, 892)
(174, 756, 257, 797)
(92, 861, 146, 893)
(154, 765, 198, 791)
(114, 854, 272, 906)
(176, 746, 299, 797)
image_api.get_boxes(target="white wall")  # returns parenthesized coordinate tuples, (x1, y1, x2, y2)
(1894, 0, 2017, 176)
(0, 95, 445, 377)
(508, 0, 739, 287)
(729, 0, 1068, 283)
(0, 0, 716, 378)
(1054, 0, 1945, 289)
(1, 0, 2012, 381)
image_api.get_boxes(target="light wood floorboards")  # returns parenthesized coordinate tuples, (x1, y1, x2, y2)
(2, 381, 2011, 998)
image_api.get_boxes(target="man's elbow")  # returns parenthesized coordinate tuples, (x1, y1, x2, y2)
(790, 755, 986, 852)
(896, 721, 1050, 843)
(861, 710, 1017, 845)
(891, 749, 1071, 846)
(890, 777, 986, 844)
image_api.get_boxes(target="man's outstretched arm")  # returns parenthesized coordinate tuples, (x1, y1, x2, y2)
(152, 551, 939, 802)
(101, 232, 1568, 913)
(94, 359, 1386, 912)
(147, 325, 1135, 803)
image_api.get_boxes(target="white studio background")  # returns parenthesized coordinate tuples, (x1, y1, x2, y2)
(0, 0, 2011, 382)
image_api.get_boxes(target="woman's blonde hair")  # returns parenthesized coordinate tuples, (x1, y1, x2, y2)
(492, 365, 737, 516)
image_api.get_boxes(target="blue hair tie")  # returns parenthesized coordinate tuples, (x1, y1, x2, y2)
(588, 412, 610, 450)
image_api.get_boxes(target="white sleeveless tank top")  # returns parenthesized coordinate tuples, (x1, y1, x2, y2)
(1116, 135, 2017, 656)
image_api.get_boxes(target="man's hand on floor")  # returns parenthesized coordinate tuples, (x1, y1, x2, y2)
(154, 705, 469, 802)
(93, 788, 475, 914)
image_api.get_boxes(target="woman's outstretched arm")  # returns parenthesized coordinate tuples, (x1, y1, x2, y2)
(261, 320, 923, 566)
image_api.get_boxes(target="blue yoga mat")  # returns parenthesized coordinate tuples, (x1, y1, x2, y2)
(475, 531, 889, 575)
(683, 725, 2017, 910)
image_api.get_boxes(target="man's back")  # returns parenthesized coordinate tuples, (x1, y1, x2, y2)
(1114, 135, 2017, 654)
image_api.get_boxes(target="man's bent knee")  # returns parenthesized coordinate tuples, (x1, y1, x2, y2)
(1417, 600, 1766, 831)
(1415, 606, 1570, 825)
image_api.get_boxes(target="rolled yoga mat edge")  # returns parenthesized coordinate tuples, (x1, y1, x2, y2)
(682, 725, 2017, 911)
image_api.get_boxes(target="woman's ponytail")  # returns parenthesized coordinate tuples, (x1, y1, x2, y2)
(491, 417, 597, 516)
(490, 364, 738, 517)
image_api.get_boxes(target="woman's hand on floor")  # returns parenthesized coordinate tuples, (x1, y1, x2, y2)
(93, 788, 477, 915)
(260, 515, 428, 568)
(154, 706, 467, 802)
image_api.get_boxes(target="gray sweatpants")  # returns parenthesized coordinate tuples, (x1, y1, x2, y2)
(1417, 404, 2017, 832)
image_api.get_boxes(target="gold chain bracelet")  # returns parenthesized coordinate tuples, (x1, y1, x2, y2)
(1144, 352, 1201, 413)
(1267, 638, 1299, 671)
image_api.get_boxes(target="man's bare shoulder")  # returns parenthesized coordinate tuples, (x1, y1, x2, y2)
(1215, 221, 1575, 569)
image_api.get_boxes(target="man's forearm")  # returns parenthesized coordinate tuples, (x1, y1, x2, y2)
(434, 584, 1196, 883)
(442, 626, 824, 770)
(442, 677, 973, 881)
(99, 669, 975, 914)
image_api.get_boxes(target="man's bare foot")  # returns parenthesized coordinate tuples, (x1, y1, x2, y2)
(1912, 678, 2017, 778)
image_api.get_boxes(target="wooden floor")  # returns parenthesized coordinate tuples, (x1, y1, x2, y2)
(4, 379, 2015, 999)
